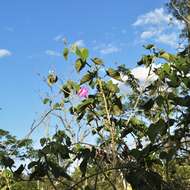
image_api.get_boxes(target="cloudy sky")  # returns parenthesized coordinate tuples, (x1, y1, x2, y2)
(0, 0, 182, 138)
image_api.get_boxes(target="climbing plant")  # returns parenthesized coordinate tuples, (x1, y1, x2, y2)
(1, 41, 189, 190)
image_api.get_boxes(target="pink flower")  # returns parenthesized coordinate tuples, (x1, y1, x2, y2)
(77, 87, 88, 98)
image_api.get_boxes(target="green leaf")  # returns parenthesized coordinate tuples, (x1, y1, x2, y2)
(66, 136, 71, 146)
(29, 162, 47, 179)
(167, 72, 180, 88)
(77, 98, 94, 113)
(50, 143, 70, 159)
(40, 138, 47, 146)
(77, 111, 85, 122)
(84, 185, 92, 190)
(130, 149, 141, 160)
(159, 149, 175, 161)
(75, 58, 86, 72)
(159, 151, 168, 160)
(75, 47, 89, 61)
(86, 112, 94, 124)
(81, 48, 89, 61)
(92, 57, 103, 65)
(183, 77, 190, 88)
(141, 98, 154, 111)
(162, 63, 170, 74)
(107, 80, 119, 93)
(159, 51, 176, 62)
(80, 73, 92, 84)
(171, 95, 190, 107)
(75, 46, 82, 57)
(78, 147, 95, 177)
(137, 55, 154, 66)
(59, 145, 70, 159)
(43, 98, 50, 105)
(112, 97, 123, 115)
(53, 103, 61, 109)
(63, 48, 69, 60)
(156, 95, 165, 107)
(17, 139, 32, 147)
(80, 158, 88, 177)
(67, 80, 80, 92)
(143, 44, 155, 50)
(53, 130, 65, 143)
(0, 129, 9, 137)
(14, 164, 25, 176)
(61, 85, 70, 98)
(1, 156, 14, 168)
(106, 68, 122, 81)
(47, 74, 58, 86)
(49, 161, 72, 180)
(28, 161, 38, 169)
(147, 119, 166, 142)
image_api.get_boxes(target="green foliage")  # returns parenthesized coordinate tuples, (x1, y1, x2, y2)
(106, 68, 123, 81)
(1, 13, 190, 189)
(91, 57, 103, 65)
(47, 73, 58, 86)
(63, 47, 69, 60)
(75, 58, 86, 72)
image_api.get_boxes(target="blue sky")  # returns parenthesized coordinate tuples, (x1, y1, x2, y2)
(0, 0, 182, 139)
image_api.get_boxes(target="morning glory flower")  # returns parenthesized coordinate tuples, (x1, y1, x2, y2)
(77, 87, 88, 98)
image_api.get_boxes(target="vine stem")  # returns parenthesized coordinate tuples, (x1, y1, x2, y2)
(97, 78, 116, 167)
(10, 109, 54, 155)
(44, 154, 58, 190)
(67, 165, 130, 190)
(170, 2, 190, 25)
(95, 160, 117, 190)
(125, 67, 154, 127)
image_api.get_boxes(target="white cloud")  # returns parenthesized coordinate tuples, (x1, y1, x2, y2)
(0, 49, 11, 58)
(54, 35, 66, 43)
(133, 8, 184, 48)
(100, 46, 120, 54)
(112, 64, 159, 90)
(134, 8, 173, 26)
(54, 36, 85, 48)
(45, 50, 61, 57)
(140, 30, 157, 39)
(73, 40, 85, 47)
(156, 33, 178, 47)
(94, 43, 120, 55)
(131, 64, 158, 82)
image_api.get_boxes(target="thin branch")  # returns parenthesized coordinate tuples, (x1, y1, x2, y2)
(44, 154, 58, 190)
(125, 66, 154, 127)
(66, 166, 129, 190)
(171, 2, 190, 25)
(10, 109, 54, 155)
(95, 160, 117, 190)
(98, 78, 116, 166)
